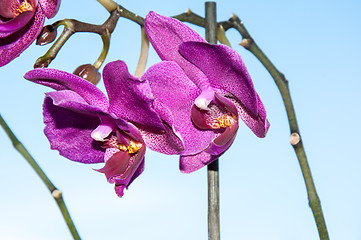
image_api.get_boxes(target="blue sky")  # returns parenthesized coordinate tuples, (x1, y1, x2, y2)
(1, 0, 361, 239)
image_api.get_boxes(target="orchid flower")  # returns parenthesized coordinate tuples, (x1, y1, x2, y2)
(0, 0, 61, 67)
(143, 11, 270, 173)
(24, 60, 184, 197)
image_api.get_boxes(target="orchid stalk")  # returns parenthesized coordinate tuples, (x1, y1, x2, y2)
(205, 2, 220, 240)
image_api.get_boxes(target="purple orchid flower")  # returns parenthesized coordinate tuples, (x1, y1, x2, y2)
(0, 0, 61, 67)
(143, 11, 270, 173)
(24, 60, 184, 197)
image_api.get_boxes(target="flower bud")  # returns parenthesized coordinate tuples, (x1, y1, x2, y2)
(34, 58, 50, 68)
(73, 64, 101, 85)
(36, 25, 57, 46)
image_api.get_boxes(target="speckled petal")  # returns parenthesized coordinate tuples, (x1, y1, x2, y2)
(179, 41, 259, 117)
(143, 61, 214, 155)
(179, 152, 218, 173)
(38, 0, 61, 19)
(43, 91, 105, 164)
(144, 11, 210, 90)
(227, 93, 269, 138)
(0, 7, 44, 67)
(24, 68, 109, 111)
(103, 60, 164, 131)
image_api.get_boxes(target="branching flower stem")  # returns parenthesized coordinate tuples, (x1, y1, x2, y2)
(220, 15, 329, 240)
(0, 114, 81, 240)
(34, 9, 122, 68)
(172, 7, 329, 240)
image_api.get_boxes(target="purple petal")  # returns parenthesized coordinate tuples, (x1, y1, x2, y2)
(114, 185, 126, 198)
(205, 123, 239, 156)
(179, 152, 218, 173)
(143, 61, 214, 155)
(38, 0, 61, 19)
(114, 156, 144, 198)
(190, 105, 210, 129)
(111, 146, 146, 197)
(0, 11, 35, 34)
(24, 68, 109, 111)
(144, 11, 210, 89)
(227, 93, 269, 138)
(96, 151, 131, 180)
(0, 7, 44, 67)
(102, 60, 164, 131)
(43, 92, 105, 164)
(145, 11, 205, 61)
(179, 41, 259, 117)
(137, 118, 184, 155)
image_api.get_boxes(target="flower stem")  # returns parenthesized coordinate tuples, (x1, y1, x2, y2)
(222, 15, 329, 240)
(96, 0, 118, 12)
(0, 113, 81, 240)
(134, 27, 149, 77)
(205, 2, 220, 240)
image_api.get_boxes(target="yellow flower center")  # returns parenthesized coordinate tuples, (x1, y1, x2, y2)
(209, 114, 235, 129)
(16, 1, 33, 15)
(119, 140, 143, 154)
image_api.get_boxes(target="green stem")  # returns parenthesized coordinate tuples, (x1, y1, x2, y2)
(222, 15, 329, 240)
(94, 30, 111, 70)
(0, 114, 81, 240)
(97, 0, 118, 12)
(205, 2, 220, 240)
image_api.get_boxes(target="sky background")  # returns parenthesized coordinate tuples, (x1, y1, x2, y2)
(1, 0, 361, 239)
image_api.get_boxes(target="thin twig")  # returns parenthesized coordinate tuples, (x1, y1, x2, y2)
(0, 114, 81, 240)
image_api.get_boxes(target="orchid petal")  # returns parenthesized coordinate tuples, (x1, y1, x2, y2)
(118, 145, 146, 182)
(145, 11, 205, 61)
(0, 7, 44, 67)
(103, 60, 165, 131)
(103, 60, 164, 131)
(38, 0, 61, 19)
(144, 11, 210, 89)
(143, 61, 214, 155)
(179, 41, 259, 117)
(0, 11, 35, 34)
(95, 150, 131, 180)
(110, 146, 146, 197)
(179, 152, 218, 173)
(228, 93, 269, 138)
(91, 119, 116, 142)
(24, 68, 109, 111)
(205, 124, 239, 156)
(190, 105, 210, 130)
(43, 93, 105, 164)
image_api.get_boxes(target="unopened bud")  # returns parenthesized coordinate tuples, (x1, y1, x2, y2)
(36, 25, 57, 46)
(34, 57, 50, 68)
(73, 64, 101, 85)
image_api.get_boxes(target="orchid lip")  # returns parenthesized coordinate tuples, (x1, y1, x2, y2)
(91, 124, 113, 141)
(91, 117, 117, 141)
(191, 92, 239, 130)
(194, 86, 215, 110)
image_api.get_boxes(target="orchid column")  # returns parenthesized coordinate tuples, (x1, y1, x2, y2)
(205, 2, 220, 240)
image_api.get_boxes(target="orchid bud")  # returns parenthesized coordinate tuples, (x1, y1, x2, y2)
(34, 58, 50, 68)
(36, 25, 57, 46)
(73, 64, 101, 85)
